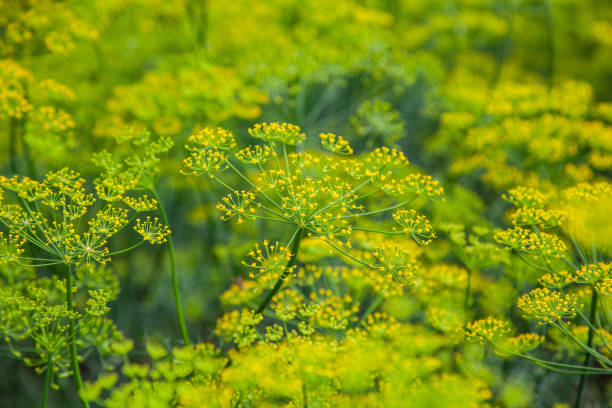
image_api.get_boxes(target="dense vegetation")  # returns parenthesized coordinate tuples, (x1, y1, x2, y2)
(1, 0, 611, 407)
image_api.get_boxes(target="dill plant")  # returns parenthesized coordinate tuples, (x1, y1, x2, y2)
(1, 0, 612, 406)
(183, 123, 443, 317)
(467, 183, 612, 408)
(0, 168, 169, 407)
(92, 126, 191, 345)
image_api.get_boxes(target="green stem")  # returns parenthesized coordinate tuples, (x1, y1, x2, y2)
(573, 289, 598, 408)
(41, 353, 53, 408)
(464, 268, 472, 321)
(255, 228, 304, 314)
(358, 295, 384, 326)
(108, 240, 144, 257)
(302, 381, 308, 408)
(20, 116, 37, 179)
(65, 264, 89, 408)
(335, 197, 416, 220)
(9, 116, 17, 173)
(515, 250, 550, 273)
(151, 188, 190, 345)
(554, 322, 612, 366)
(545, 0, 555, 90)
(351, 227, 403, 235)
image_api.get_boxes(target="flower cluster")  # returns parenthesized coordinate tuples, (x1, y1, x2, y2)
(392, 209, 436, 245)
(242, 240, 295, 284)
(319, 133, 354, 155)
(517, 288, 579, 324)
(0, 169, 161, 268)
(465, 317, 512, 344)
(133, 217, 171, 244)
(184, 123, 442, 294)
(494, 227, 567, 259)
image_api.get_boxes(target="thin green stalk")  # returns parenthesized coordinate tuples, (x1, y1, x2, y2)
(108, 240, 144, 257)
(16, 260, 63, 268)
(65, 264, 89, 408)
(493, 344, 610, 375)
(464, 268, 472, 321)
(573, 290, 598, 408)
(545, 0, 555, 90)
(20, 116, 37, 179)
(515, 250, 550, 273)
(255, 228, 304, 314)
(226, 160, 285, 212)
(335, 197, 416, 220)
(554, 322, 612, 366)
(569, 234, 587, 265)
(9, 117, 17, 173)
(357, 295, 384, 327)
(323, 238, 372, 268)
(151, 188, 191, 345)
(41, 353, 53, 408)
(351, 227, 403, 235)
(488, 9, 514, 89)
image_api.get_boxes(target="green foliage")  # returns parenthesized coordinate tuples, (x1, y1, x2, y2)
(1, 0, 612, 407)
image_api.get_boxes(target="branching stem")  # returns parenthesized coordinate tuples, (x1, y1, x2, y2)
(573, 290, 598, 408)
(41, 353, 53, 408)
(65, 264, 89, 408)
(151, 188, 190, 345)
(255, 228, 304, 314)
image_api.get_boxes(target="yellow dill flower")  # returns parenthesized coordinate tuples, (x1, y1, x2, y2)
(517, 288, 579, 324)
(133, 217, 171, 244)
(510, 208, 566, 229)
(235, 145, 274, 165)
(248, 122, 305, 145)
(503, 186, 549, 209)
(242, 240, 294, 285)
(271, 288, 303, 321)
(494, 227, 567, 258)
(400, 173, 445, 200)
(183, 149, 228, 179)
(215, 190, 259, 224)
(575, 263, 611, 285)
(37, 78, 76, 101)
(94, 176, 129, 202)
(498, 333, 545, 355)
(123, 194, 158, 212)
(88, 207, 129, 236)
(465, 317, 512, 344)
(67, 232, 110, 265)
(392, 209, 436, 245)
(30, 106, 75, 132)
(304, 288, 358, 330)
(595, 278, 612, 297)
(0, 83, 32, 118)
(413, 263, 468, 294)
(215, 309, 262, 347)
(368, 244, 417, 287)
(0, 232, 26, 264)
(538, 270, 576, 289)
(361, 312, 400, 339)
(561, 182, 612, 202)
(255, 169, 286, 191)
(187, 127, 236, 151)
(319, 133, 354, 155)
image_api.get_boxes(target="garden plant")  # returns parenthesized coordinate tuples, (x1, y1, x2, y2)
(1, 0, 611, 407)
